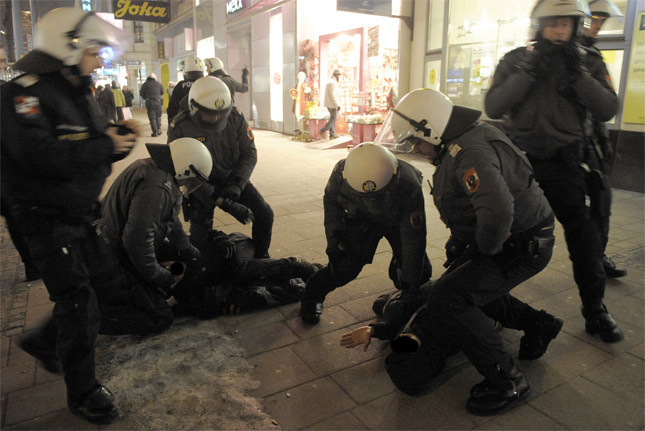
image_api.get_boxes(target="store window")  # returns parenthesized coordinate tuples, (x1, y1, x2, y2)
(601, 49, 624, 124)
(446, 0, 533, 110)
(426, 0, 445, 52)
(134, 21, 144, 43)
(270, 11, 283, 123)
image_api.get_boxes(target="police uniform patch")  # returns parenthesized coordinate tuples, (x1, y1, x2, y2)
(14, 95, 41, 118)
(409, 211, 424, 229)
(463, 168, 480, 193)
(448, 142, 462, 158)
(247, 126, 254, 141)
(362, 180, 377, 192)
(195, 136, 206, 142)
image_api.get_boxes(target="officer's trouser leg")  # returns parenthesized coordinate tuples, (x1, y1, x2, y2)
(146, 104, 158, 135)
(529, 157, 606, 305)
(587, 171, 612, 253)
(239, 182, 274, 258)
(303, 255, 364, 302)
(188, 196, 216, 252)
(25, 223, 105, 400)
(425, 247, 551, 383)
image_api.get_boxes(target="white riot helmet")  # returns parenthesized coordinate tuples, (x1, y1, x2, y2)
(23, 8, 129, 68)
(375, 88, 481, 153)
(342, 143, 400, 213)
(188, 76, 233, 131)
(205, 57, 225, 74)
(146, 138, 213, 194)
(183, 55, 205, 81)
(589, 0, 624, 19)
(530, 0, 592, 40)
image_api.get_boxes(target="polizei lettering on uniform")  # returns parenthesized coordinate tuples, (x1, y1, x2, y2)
(113, 0, 171, 23)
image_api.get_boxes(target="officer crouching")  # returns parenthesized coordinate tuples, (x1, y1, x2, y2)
(381, 88, 561, 416)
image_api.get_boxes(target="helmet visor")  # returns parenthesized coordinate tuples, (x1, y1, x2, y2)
(374, 110, 414, 153)
(78, 13, 133, 60)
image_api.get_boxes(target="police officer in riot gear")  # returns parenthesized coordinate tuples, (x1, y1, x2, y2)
(579, 0, 627, 278)
(205, 57, 249, 101)
(485, 0, 623, 343)
(1, 8, 139, 424)
(382, 88, 560, 415)
(97, 138, 212, 335)
(169, 76, 273, 257)
(300, 143, 432, 325)
(167, 55, 205, 122)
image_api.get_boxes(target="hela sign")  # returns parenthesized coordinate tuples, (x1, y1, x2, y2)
(226, 0, 245, 14)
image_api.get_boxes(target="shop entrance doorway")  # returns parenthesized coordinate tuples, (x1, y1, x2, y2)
(319, 27, 365, 135)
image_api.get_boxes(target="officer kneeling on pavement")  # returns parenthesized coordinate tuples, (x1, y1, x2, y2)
(98, 138, 212, 335)
(169, 76, 274, 258)
(377, 88, 560, 416)
(300, 143, 432, 325)
(2, 8, 138, 425)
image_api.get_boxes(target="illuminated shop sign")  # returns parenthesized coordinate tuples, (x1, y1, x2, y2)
(112, 0, 171, 23)
(226, 0, 245, 14)
(81, 0, 92, 11)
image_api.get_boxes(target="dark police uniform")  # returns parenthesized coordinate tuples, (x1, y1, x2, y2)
(168, 107, 273, 257)
(139, 76, 164, 136)
(422, 122, 555, 394)
(303, 159, 431, 304)
(167, 78, 197, 122)
(579, 36, 616, 268)
(98, 158, 193, 335)
(0, 53, 124, 402)
(209, 69, 249, 101)
(485, 41, 618, 314)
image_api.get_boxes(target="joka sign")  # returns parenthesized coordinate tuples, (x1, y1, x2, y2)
(113, 0, 171, 23)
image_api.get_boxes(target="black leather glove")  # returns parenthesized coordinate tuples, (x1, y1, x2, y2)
(220, 184, 242, 202)
(517, 41, 553, 79)
(565, 43, 589, 81)
(242, 67, 249, 82)
(220, 198, 254, 224)
(178, 244, 202, 263)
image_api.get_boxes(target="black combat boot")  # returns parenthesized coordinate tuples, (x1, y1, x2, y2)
(300, 299, 324, 325)
(68, 384, 119, 425)
(466, 366, 530, 416)
(582, 303, 624, 343)
(519, 310, 564, 360)
(602, 255, 627, 278)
